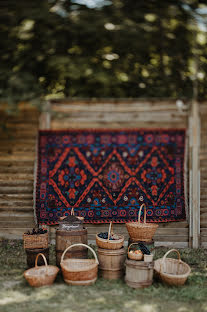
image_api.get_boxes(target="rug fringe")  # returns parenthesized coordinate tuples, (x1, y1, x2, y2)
(184, 131, 189, 222)
(33, 134, 38, 226)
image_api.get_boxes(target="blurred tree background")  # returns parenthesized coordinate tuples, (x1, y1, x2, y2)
(0, 0, 207, 109)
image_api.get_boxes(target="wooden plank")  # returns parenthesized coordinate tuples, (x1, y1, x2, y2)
(51, 103, 185, 113)
(0, 186, 33, 194)
(0, 180, 33, 187)
(51, 121, 187, 129)
(189, 101, 200, 248)
(50, 113, 186, 123)
(39, 101, 51, 130)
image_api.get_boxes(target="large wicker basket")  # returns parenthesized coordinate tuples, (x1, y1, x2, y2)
(154, 249, 191, 286)
(126, 204, 158, 242)
(61, 243, 99, 286)
(24, 253, 59, 287)
(23, 232, 48, 249)
(96, 222, 124, 250)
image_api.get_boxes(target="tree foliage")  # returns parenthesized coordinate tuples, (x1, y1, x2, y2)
(0, 0, 207, 108)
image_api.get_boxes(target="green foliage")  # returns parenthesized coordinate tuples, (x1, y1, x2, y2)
(0, 0, 207, 109)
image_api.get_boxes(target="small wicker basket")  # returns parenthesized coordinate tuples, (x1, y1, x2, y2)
(126, 204, 158, 242)
(24, 253, 59, 287)
(23, 232, 48, 249)
(61, 243, 99, 286)
(154, 249, 191, 286)
(96, 222, 124, 250)
(128, 243, 143, 261)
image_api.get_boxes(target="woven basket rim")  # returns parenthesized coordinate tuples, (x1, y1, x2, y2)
(61, 259, 98, 272)
(24, 265, 59, 277)
(96, 234, 124, 243)
(126, 222, 158, 228)
(128, 252, 143, 260)
(23, 232, 48, 236)
(154, 258, 191, 277)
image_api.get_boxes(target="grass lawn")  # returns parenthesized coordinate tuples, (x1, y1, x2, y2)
(0, 240, 207, 312)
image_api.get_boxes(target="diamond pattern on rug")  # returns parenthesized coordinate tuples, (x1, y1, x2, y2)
(35, 129, 186, 224)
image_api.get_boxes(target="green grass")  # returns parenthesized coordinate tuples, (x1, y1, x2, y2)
(0, 240, 207, 312)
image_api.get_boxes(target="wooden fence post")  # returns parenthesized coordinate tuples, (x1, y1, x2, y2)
(39, 101, 51, 130)
(189, 100, 200, 248)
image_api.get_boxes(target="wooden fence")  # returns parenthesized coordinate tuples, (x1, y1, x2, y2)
(0, 99, 206, 248)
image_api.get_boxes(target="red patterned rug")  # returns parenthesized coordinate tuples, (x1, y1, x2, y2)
(35, 129, 186, 225)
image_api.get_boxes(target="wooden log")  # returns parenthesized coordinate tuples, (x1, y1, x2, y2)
(0, 186, 33, 194)
(51, 121, 187, 129)
(51, 103, 184, 113)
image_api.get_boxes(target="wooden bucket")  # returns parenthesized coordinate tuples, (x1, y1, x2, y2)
(125, 259, 154, 288)
(25, 247, 49, 268)
(56, 228, 88, 266)
(98, 247, 126, 279)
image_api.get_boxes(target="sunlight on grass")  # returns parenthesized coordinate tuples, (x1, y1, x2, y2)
(124, 301, 158, 312)
(0, 291, 28, 305)
(33, 287, 56, 301)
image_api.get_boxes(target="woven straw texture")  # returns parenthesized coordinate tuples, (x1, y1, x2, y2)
(128, 243, 143, 261)
(96, 222, 124, 250)
(61, 243, 98, 285)
(126, 204, 158, 242)
(23, 232, 48, 249)
(24, 253, 59, 287)
(154, 249, 191, 286)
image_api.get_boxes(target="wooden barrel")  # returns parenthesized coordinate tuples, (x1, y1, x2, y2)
(125, 259, 154, 288)
(25, 247, 49, 268)
(56, 228, 88, 266)
(98, 247, 126, 279)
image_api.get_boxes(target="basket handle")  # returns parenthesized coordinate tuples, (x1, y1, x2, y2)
(35, 253, 48, 268)
(60, 243, 99, 265)
(107, 221, 114, 242)
(161, 249, 181, 273)
(138, 204, 146, 224)
(128, 243, 140, 253)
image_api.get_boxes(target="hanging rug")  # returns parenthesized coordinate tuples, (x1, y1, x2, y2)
(35, 129, 186, 225)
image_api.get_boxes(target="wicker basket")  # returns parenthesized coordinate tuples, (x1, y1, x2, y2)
(24, 253, 59, 287)
(128, 243, 143, 261)
(96, 222, 124, 250)
(154, 249, 191, 286)
(61, 243, 99, 286)
(126, 204, 158, 242)
(23, 232, 48, 249)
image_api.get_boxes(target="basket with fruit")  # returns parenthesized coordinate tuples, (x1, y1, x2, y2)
(96, 222, 124, 250)
(128, 243, 143, 261)
(23, 228, 48, 249)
